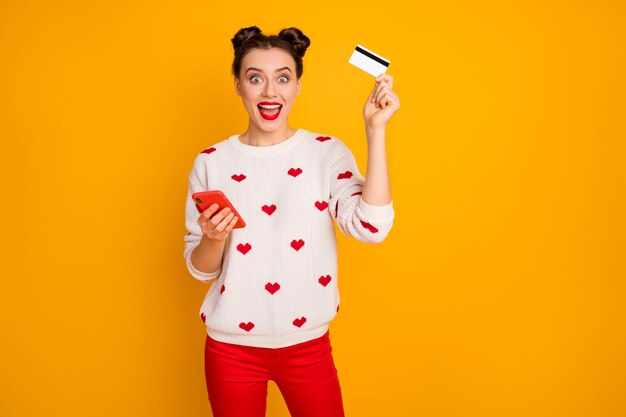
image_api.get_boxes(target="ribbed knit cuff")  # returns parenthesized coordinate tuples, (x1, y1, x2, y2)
(357, 198, 394, 222)
(186, 252, 221, 282)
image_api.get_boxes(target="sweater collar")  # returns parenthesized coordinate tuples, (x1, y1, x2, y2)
(228, 128, 306, 156)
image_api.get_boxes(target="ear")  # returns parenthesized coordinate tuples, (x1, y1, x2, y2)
(234, 77, 241, 96)
(296, 77, 302, 96)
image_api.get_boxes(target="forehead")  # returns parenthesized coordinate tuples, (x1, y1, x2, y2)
(241, 48, 296, 72)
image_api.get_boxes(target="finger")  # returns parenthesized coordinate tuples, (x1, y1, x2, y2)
(376, 74, 393, 87)
(374, 85, 391, 107)
(200, 220, 215, 235)
(200, 203, 220, 220)
(372, 80, 391, 103)
(371, 82, 383, 104)
(371, 79, 386, 103)
(213, 212, 235, 232)
(367, 81, 378, 103)
(224, 216, 238, 233)
(379, 93, 398, 109)
(376, 85, 399, 104)
(216, 206, 232, 217)
(371, 75, 391, 103)
(375, 91, 392, 109)
(209, 207, 232, 226)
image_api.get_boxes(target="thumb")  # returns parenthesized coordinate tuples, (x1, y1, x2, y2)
(366, 80, 378, 103)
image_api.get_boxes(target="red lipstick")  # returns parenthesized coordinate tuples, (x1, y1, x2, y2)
(258, 102, 283, 121)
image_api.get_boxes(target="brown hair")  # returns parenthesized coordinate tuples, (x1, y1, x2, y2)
(231, 26, 311, 79)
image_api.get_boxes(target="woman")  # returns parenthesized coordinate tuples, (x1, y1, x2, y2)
(183, 26, 400, 417)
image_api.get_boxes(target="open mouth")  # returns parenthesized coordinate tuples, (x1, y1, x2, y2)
(258, 103, 283, 120)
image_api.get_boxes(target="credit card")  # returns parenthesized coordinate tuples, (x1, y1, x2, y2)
(348, 44, 390, 77)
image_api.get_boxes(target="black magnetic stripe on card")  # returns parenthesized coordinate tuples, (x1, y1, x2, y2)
(355, 46, 389, 67)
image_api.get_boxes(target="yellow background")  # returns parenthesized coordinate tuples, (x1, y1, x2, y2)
(1, 1, 624, 416)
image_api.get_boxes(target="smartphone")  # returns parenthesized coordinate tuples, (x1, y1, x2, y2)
(192, 190, 246, 229)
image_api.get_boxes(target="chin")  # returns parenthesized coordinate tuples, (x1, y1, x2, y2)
(257, 123, 286, 133)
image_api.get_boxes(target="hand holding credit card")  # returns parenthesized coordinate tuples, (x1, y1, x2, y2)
(350, 44, 400, 128)
(349, 44, 390, 77)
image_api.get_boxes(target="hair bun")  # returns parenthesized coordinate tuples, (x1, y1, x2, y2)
(231, 26, 262, 51)
(278, 27, 311, 58)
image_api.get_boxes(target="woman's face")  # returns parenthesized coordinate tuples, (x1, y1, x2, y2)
(234, 47, 301, 132)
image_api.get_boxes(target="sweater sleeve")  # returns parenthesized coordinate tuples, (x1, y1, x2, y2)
(327, 140, 395, 243)
(183, 155, 221, 282)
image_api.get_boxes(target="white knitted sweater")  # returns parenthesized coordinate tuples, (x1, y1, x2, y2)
(184, 128, 394, 348)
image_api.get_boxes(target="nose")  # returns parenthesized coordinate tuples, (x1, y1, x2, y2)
(263, 79, 277, 97)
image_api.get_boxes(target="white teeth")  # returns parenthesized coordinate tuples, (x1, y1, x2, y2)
(258, 104, 282, 109)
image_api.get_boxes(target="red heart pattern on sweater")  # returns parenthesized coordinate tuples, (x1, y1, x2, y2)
(290, 239, 305, 251)
(360, 221, 379, 233)
(293, 317, 307, 327)
(288, 167, 302, 177)
(239, 322, 255, 332)
(315, 201, 328, 211)
(318, 275, 332, 287)
(187, 132, 391, 338)
(265, 282, 280, 294)
(262, 204, 277, 215)
(237, 243, 252, 254)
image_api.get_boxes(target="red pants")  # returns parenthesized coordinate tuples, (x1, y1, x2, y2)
(204, 331, 345, 417)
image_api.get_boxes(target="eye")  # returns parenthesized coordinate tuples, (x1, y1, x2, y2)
(250, 76, 262, 84)
(278, 76, 289, 83)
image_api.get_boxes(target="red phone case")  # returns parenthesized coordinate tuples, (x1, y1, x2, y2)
(192, 190, 246, 229)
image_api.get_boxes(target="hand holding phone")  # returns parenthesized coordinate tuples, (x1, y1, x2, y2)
(192, 190, 246, 230)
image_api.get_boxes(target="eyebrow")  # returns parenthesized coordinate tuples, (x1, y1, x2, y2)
(245, 66, 292, 74)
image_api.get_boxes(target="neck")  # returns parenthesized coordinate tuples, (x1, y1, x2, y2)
(239, 123, 297, 147)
